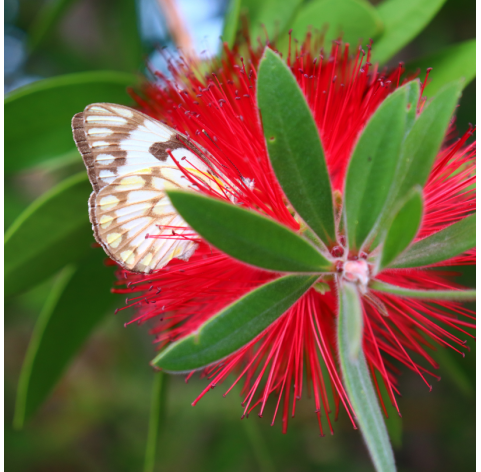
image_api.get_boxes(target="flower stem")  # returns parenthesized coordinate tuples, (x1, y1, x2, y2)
(338, 281, 396, 472)
(144, 372, 169, 472)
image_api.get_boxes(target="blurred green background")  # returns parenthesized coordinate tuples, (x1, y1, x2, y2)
(5, 0, 475, 471)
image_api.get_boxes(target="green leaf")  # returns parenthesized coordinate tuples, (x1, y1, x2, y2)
(144, 373, 168, 472)
(27, 0, 77, 52)
(338, 282, 396, 472)
(395, 80, 463, 202)
(288, 0, 383, 47)
(13, 251, 117, 428)
(240, 0, 302, 41)
(5, 71, 138, 173)
(5, 173, 93, 297)
(344, 84, 408, 250)
(392, 213, 475, 268)
(370, 280, 476, 301)
(405, 39, 476, 98)
(153, 274, 317, 371)
(257, 48, 336, 246)
(222, 0, 242, 48)
(372, 0, 447, 64)
(380, 187, 423, 269)
(167, 190, 332, 273)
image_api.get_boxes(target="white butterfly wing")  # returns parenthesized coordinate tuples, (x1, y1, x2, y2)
(73, 103, 208, 273)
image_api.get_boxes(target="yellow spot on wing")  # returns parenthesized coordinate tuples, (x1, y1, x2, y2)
(111, 106, 133, 118)
(100, 215, 113, 229)
(120, 250, 136, 265)
(117, 175, 145, 191)
(99, 195, 119, 210)
(107, 232, 122, 248)
(140, 253, 153, 266)
(121, 175, 144, 185)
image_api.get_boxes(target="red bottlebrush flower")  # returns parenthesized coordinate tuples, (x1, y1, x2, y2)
(112, 36, 475, 435)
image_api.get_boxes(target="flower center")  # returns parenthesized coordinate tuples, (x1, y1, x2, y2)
(342, 259, 370, 292)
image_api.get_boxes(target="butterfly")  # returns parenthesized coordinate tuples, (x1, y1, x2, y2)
(72, 103, 219, 274)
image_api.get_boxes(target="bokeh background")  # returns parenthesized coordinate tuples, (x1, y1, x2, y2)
(5, 0, 475, 471)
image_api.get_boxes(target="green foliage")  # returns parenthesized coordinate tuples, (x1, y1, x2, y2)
(372, 0, 448, 64)
(405, 39, 476, 98)
(116, 0, 144, 72)
(5, 71, 137, 173)
(257, 48, 335, 246)
(337, 282, 396, 472)
(344, 84, 409, 250)
(380, 187, 423, 269)
(432, 345, 474, 397)
(27, 0, 77, 52)
(14, 251, 117, 428)
(153, 274, 317, 371)
(393, 213, 476, 268)
(5, 173, 93, 297)
(167, 190, 332, 273)
(288, 0, 383, 46)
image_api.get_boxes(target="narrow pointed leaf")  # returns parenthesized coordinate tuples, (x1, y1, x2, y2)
(404, 39, 476, 98)
(392, 213, 475, 268)
(5, 71, 137, 173)
(13, 251, 117, 428)
(153, 274, 317, 371)
(370, 280, 475, 301)
(257, 48, 335, 245)
(380, 187, 423, 269)
(5, 173, 94, 297)
(144, 373, 168, 472)
(338, 282, 396, 472)
(288, 0, 383, 47)
(372, 0, 447, 64)
(167, 190, 332, 273)
(370, 81, 459, 249)
(344, 84, 408, 249)
(395, 81, 463, 201)
(222, 0, 241, 49)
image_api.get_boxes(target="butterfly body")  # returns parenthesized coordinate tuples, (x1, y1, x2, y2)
(72, 103, 211, 273)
